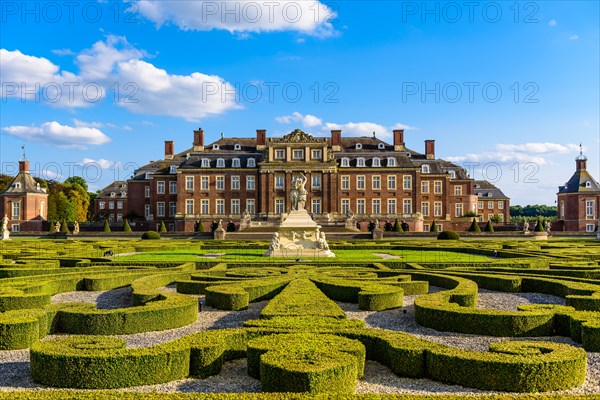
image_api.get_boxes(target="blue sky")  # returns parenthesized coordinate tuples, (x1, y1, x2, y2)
(1, 0, 598, 205)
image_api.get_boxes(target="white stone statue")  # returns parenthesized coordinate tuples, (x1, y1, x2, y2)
(269, 232, 280, 251)
(241, 209, 250, 220)
(546, 221, 552, 232)
(1, 215, 9, 241)
(523, 221, 529, 232)
(290, 173, 308, 211)
(73, 221, 80, 235)
(55, 221, 61, 232)
(317, 230, 329, 250)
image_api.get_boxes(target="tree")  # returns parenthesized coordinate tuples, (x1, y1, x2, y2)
(103, 219, 111, 232)
(510, 205, 557, 218)
(123, 220, 132, 232)
(49, 221, 56, 233)
(484, 220, 494, 232)
(431, 220, 438, 233)
(60, 218, 69, 233)
(534, 219, 545, 232)
(48, 191, 76, 222)
(64, 176, 88, 192)
(468, 218, 481, 232)
(159, 221, 167, 233)
(490, 214, 502, 224)
(0, 174, 13, 192)
(393, 218, 403, 232)
(195, 220, 205, 232)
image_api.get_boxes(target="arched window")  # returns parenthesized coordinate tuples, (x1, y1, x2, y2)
(247, 158, 256, 168)
(216, 158, 225, 168)
(372, 157, 381, 167)
(232, 158, 241, 168)
(355, 143, 362, 150)
(234, 144, 241, 150)
(356, 157, 366, 167)
(387, 157, 396, 167)
(341, 158, 350, 167)
(378, 143, 385, 150)
(201, 159, 211, 168)
(449, 170, 456, 179)
(421, 164, 430, 174)
(212, 144, 220, 150)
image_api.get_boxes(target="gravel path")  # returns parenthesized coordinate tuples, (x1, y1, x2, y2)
(0, 286, 597, 395)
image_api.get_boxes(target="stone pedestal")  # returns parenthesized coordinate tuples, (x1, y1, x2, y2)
(1, 231, 9, 241)
(532, 232, 548, 241)
(264, 209, 335, 258)
(345, 218, 359, 231)
(213, 227, 226, 240)
(596, 231, 600, 241)
(372, 227, 383, 240)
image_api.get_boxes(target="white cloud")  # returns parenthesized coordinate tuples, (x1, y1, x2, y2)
(275, 111, 415, 138)
(51, 48, 75, 56)
(1, 36, 240, 120)
(275, 112, 322, 127)
(131, 0, 337, 37)
(548, 19, 557, 27)
(447, 142, 581, 165)
(79, 158, 119, 169)
(570, 34, 579, 40)
(2, 121, 111, 149)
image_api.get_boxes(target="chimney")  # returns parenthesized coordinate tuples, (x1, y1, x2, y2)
(576, 156, 587, 172)
(19, 160, 29, 173)
(425, 140, 435, 160)
(256, 129, 267, 150)
(393, 129, 405, 151)
(193, 128, 204, 151)
(331, 130, 342, 151)
(164, 141, 174, 160)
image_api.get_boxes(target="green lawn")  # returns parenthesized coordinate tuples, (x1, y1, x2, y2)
(116, 248, 490, 263)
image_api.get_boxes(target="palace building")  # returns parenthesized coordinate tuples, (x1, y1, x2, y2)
(114, 128, 510, 232)
(557, 150, 600, 232)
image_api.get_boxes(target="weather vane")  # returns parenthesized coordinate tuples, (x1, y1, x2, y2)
(21, 145, 26, 161)
(580, 142, 583, 155)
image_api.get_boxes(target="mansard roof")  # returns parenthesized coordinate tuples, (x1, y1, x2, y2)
(559, 170, 600, 193)
(473, 180, 510, 199)
(96, 181, 128, 199)
(1, 170, 46, 195)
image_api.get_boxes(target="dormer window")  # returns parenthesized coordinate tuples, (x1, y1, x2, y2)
(474, 184, 480, 189)
(341, 158, 350, 167)
(15, 182, 21, 189)
(232, 158, 241, 168)
(144, 172, 151, 180)
(378, 143, 385, 150)
(585, 181, 592, 188)
(421, 165, 430, 174)
(372, 157, 381, 167)
(110, 192, 116, 197)
(121, 192, 126, 197)
(212, 144, 220, 150)
(247, 158, 256, 168)
(449, 170, 456, 179)
(234, 144, 241, 150)
(36, 183, 40, 190)
(201, 158, 210, 168)
(387, 157, 396, 167)
(355, 143, 362, 150)
(169, 166, 177, 174)
(216, 158, 225, 168)
(488, 192, 493, 197)
(356, 157, 366, 167)
(477, 192, 482, 197)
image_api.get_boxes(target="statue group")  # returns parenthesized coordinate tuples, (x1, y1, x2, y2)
(290, 173, 308, 212)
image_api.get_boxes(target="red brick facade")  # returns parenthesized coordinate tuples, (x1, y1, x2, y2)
(557, 154, 600, 231)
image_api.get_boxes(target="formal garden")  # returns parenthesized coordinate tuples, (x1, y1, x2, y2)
(0, 237, 599, 399)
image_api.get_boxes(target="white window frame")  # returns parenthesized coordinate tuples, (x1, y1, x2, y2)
(216, 199, 225, 215)
(387, 157, 396, 167)
(201, 199, 209, 215)
(216, 176, 225, 191)
(201, 176, 209, 191)
(311, 198, 321, 214)
(434, 201, 442, 217)
(275, 198, 285, 214)
(403, 175, 412, 190)
(216, 158, 225, 168)
(434, 180, 442, 194)
(201, 158, 210, 168)
(232, 158, 241, 168)
(388, 175, 396, 190)
(311, 149, 321, 160)
(455, 203, 464, 217)
(372, 175, 381, 190)
(403, 199, 412, 214)
(11, 201, 20, 219)
(372, 157, 381, 167)
(246, 176, 256, 190)
(357, 199, 366, 215)
(169, 202, 177, 217)
(156, 202, 165, 217)
(169, 181, 177, 194)
(157, 181, 165, 194)
(357, 176, 365, 190)
(247, 158, 256, 168)
(341, 176, 350, 190)
(185, 176, 194, 191)
(275, 175, 285, 190)
(341, 199, 350, 214)
(421, 164, 430, 174)
(387, 199, 397, 214)
(186, 199, 194, 215)
(231, 199, 240, 215)
(312, 174, 321, 189)
(293, 149, 304, 159)
(372, 199, 381, 214)
(356, 157, 366, 167)
(421, 181, 429, 194)
(246, 199, 255, 215)
(231, 176, 240, 191)
(341, 157, 350, 167)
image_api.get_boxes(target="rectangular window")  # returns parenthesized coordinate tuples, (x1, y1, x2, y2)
(357, 199, 366, 214)
(488, 201, 494, 209)
(275, 149, 285, 159)
(246, 176, 256, 190)
(388, 199, 396, 214)
(156, 202, 165, 217)
(311, 149, 321, 159)
(421, 181, 430, 194)
(185, 176, 194, 191)
(455, 203, 464, 217)
(157, 181, 165, 194)
(293, 149, 304, 159)
(454, 185, 462, 196)
(403, 199, 412, 214)
(478, 201, 483, 210)
(403, 175, 412, 190)
(560, 201, 565, 218)
(231, 176, 240, 190)
(246, 199, 255, 215)
(488, 213, 494, 221)
(201, 199, 209, 215)
(169, 202, 176, 217)
(498, 201, 504, 209)
(341, 199, 350, 214)
(145, 186, 150, 198)
(388, 175, 396, 190)
(586, 224, 595, 232)
(372, 176, 381, 190)
(109, 214, 114, 223)
(341, 176, 350, 190)
(109, 201, 114, 210)
(275, 199, 284, 214)
(372, 199, 381, 214)
(117, 201, 123, 209)
(216, 176, 225, 191)
(201, 176, 209, 191)
(312, 174, 321, 189)
(421, 201, 430, 216)
(11, 224, 20, 232)
(169, 181, 177, 194)
(185, 199, 194, 215)
(434, 201, 442, 217)
(311, 199, 321, 214)
(116, 213, 123, 222)
(11, 202, 20, 219)
(586, 200, 595, 217)
(357, 176, 365, 190)
(40, 201, 45, 218)
(434, 180, 442, 194)
(423, 224, 430, 232)
(99, 201, 105, 210)
(145, 204, 150, 219)
(231, 199, 240, 215)
(216, 199, 225, 215)
(275, 175, 285, 189)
